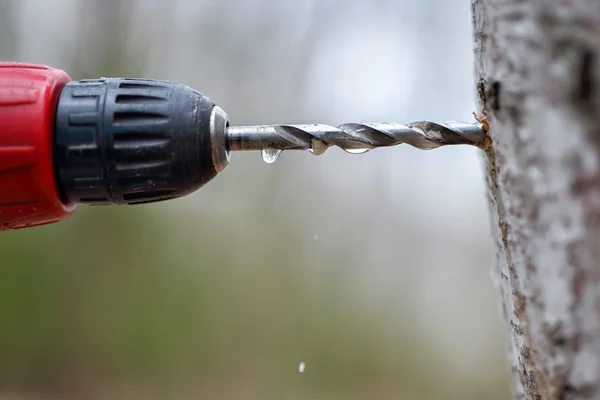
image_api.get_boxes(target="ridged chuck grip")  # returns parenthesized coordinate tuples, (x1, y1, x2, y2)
(55, 78, 217, 205)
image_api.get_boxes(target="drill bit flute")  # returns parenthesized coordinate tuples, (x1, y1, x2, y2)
(227, 121, 486, 161)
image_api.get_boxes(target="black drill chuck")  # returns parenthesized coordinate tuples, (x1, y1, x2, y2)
(54, 78, 229, 205)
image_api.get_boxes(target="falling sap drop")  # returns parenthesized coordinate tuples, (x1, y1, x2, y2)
(261, 149, 282, 164)
(344, 148, 371, 155)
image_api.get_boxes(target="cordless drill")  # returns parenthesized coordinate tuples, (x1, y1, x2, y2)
(0, 62, 483, 231)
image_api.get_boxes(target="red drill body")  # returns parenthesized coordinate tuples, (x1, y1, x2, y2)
(0, 63, 75, 230)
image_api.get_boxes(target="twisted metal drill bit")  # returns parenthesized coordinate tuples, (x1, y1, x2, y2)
(226, 121, 485, 159)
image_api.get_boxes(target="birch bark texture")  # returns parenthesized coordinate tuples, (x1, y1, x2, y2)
(472, 0, 600, 399)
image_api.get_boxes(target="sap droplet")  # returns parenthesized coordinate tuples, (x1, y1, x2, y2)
(344, 148, 371, 155)
(261, 149, 282, 164)
(309, 138, 328, 156)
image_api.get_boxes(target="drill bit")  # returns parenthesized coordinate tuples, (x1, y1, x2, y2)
(226, 121, 485, 162)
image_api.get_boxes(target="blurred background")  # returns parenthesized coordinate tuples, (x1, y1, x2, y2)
(0, 0, 511, 399)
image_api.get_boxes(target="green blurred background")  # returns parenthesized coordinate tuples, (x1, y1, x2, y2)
(0, 0, 511, 399)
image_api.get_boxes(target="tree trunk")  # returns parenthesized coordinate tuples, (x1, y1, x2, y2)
(472, 1, 600, 399)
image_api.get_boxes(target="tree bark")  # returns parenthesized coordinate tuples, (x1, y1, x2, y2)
(472, 1, 600, 399)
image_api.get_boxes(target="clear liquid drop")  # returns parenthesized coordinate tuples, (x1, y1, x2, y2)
(261, 149, 282, 164)
(344, 148, 371, 154)
(309, 138, 328, 156)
